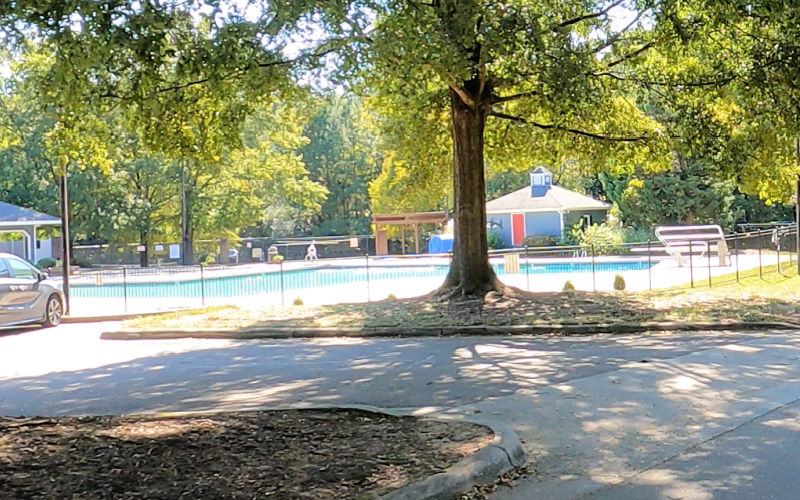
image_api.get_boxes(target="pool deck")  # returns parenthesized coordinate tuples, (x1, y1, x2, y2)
(66, 252, 787, 318)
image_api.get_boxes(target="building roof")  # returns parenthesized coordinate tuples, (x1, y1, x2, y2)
(531, 166, 552, 175)
(0, 201, 61, 227)
(486, 185, 611, 213)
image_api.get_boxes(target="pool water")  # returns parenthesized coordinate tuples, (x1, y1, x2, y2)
(70, 260, 654, 300)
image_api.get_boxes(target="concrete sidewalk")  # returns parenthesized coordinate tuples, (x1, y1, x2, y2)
(439, 333, 800, 499)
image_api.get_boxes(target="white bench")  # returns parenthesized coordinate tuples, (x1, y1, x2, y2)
(655, 225, 729, 267)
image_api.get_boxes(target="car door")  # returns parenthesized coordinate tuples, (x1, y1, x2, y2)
(0, 258, 16, 325)
(3, 256, 44, 324)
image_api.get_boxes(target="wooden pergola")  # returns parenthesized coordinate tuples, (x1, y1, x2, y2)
(373, 211, 448, 255)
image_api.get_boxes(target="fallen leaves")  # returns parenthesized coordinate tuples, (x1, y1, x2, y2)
(0, 410, 492, 499)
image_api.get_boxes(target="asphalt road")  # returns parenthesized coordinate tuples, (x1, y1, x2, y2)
(2, 322, 799, 499)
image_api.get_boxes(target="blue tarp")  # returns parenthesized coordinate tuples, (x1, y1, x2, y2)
(428, 234, 454, 254)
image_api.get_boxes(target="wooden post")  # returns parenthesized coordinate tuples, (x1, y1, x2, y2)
(414, 224, 420, 254)
(401, 226, 406, 255)
(375, 228, 388, 256)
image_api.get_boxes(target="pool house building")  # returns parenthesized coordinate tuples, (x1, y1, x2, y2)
(485, 167, 611, 247)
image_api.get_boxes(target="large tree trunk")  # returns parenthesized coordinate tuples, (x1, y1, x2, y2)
(437, 88, 502, 298)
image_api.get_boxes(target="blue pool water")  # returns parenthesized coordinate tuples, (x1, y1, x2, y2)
(71, 260, 654, 300)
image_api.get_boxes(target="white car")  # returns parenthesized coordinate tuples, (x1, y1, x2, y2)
(0, 252, 65, 328)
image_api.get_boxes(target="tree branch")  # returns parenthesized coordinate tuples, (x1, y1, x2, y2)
(601, 41, 656, 70)
(590, 7, 649, 54)
(554, 0, 626, 30)
(100, 43, 345, 100)
(589, 71, 735, 87)
(450, 84, 476, 109)
(488, 111, 651, 142)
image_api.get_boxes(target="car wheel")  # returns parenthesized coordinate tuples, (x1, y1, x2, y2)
(43, 294, 63, 327)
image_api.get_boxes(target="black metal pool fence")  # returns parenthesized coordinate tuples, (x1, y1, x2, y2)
(60, 227, 798, 313)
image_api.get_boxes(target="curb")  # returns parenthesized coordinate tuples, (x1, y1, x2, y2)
(380, 421, 525, 500)
(144, 404, 527, 500)
(100, 321, 800, 340)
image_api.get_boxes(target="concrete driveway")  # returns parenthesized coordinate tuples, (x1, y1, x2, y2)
(1, 323, 799, 499)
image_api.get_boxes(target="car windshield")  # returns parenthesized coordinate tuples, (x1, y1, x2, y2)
(0, 259, 9, 278)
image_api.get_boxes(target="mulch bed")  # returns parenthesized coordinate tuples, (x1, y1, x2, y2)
(0, 409, 492, 499)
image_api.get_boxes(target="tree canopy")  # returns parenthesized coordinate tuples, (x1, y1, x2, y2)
(1, 1, 799, 290)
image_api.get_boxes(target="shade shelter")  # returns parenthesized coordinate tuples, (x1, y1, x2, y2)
(0, 201, 61, 262)
(373, 212, 448, 255)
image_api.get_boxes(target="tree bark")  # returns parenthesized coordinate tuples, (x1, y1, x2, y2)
(183, 190, 195, 265)
(139, 232, 149, 268)
(180, 163, 195, 265)
(437, 87, 502, 297)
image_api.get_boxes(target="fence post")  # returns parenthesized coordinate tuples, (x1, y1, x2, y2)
(200, 263, 205, 306)
(777, 230, 783, 276)
(525, 246, 530, 292)
(122, 267, 128, 313)
(734, 235, 740, 283)
(365, 253, 371, 302)
(758, 243, 763, 279)
(591, 244, 596, 292)
(279, 259, 285, 306)
(688, 240, 694, 288)
(706, 240, 712, 288)
(647, 240, 652, 291)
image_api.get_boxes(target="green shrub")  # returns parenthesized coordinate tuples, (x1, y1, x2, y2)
(72, 258, 93, 268)
(622, 227, 656, 244)
(36, 257, 57, 269)
(575, 222, 627, 255)
(562, 280, 576, 292)
(522, 234, 559, 248)
(559, 225, 580, 246)
(613, 274, 626, 291)
(293, 297, 304, 306)
(487, 230, 504, 249)
(195, 251, 214, 265)
(387, 293, 397, 300)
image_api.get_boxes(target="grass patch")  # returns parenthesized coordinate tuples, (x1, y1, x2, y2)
(122, 265, 800, 333)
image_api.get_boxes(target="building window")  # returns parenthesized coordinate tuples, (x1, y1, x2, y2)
(581, 214, 592, 228)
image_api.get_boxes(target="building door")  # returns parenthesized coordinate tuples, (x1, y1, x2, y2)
(511, 213, 525, 246)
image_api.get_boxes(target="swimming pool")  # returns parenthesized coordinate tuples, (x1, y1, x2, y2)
(70, 260, 654, 301)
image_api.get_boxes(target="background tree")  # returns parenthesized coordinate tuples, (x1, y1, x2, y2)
(601, 161, 738, 229)
(214, 104, 328, 239)
(301, 96, 380, 235)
